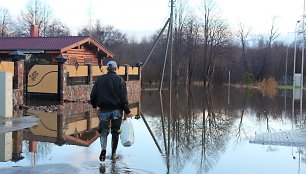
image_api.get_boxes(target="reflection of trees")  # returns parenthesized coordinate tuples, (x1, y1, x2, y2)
(142, 86, 234, 173)
(141, 86, 306, 173)
(196, 88, 233, 173)
(234, 90, 247, 144)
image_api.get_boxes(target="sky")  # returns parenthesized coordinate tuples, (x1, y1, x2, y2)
(0, 0, 304, 41)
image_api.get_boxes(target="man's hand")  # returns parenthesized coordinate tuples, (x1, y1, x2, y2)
(126, 113, 133, 118)
(123, 113, 133, 120)
(93, 107, 99, 115)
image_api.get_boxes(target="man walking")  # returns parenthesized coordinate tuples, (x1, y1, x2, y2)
(90, 61, 132, 161)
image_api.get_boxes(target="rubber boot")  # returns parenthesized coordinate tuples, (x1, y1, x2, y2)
(99, 135, 107, 161)
(111, 134, 119, 155)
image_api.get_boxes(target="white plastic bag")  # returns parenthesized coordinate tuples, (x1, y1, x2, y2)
(120, 118, 135, 147)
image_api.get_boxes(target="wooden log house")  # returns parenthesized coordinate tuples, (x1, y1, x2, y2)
(0, 35, 113, 66)
(0, 24, 141, 104)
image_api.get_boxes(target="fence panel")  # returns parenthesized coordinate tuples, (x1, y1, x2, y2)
(27, 65, 58, 94)
(66, 65, 88, 77)
(0, 62, 14, 76)
(66, 65, 89, 86)
(128, 67, 139, 80)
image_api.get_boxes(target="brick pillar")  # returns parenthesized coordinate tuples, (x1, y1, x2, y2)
(85, 63, 93, 85)
(29, 140, 37, 153)
(136, 62, 143, 81)
(13, 60, 25, 106)
(12, 130, 23, 162)
(85, 111, 92, 131)
(56, 111, 66, 145)
(58, 63, 64, 103)
(29, 139, 37, 166)
(56, 56, 68, 103)
(13, 60, 24, 90)
(137, 66, 142, 81)
(124, 64, 129, 81)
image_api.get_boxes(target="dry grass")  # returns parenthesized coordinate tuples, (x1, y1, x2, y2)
(257, 77, 278, 98)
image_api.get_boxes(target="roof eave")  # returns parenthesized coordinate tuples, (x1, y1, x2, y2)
(60, 37, 114, 58)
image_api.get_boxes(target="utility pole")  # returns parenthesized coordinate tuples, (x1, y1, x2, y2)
(300, 0, 305, 126)
(293, 20, 301, 88)
(168, 0, 174, 165)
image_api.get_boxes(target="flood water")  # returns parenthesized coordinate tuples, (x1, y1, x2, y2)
(1, 86, 306, 174)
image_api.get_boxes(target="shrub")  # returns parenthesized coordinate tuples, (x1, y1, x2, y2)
(244, 73, 256, 85)
(258, 77, 278, 98)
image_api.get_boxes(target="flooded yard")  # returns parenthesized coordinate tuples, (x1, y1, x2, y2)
(1, 86, 306, 174)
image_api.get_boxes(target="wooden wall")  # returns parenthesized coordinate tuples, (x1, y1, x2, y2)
(62, 46, 99, 65)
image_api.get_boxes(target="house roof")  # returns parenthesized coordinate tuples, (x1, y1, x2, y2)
(0, 36, 113, 57)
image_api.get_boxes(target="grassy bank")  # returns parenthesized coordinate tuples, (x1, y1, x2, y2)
(278, 85, 306, 89)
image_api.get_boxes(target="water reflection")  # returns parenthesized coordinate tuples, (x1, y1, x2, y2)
(141, 86, 306, 173)
(2, 86, 306, 173)
(25, 105, 99, 147)
(0, 101, 139, 167)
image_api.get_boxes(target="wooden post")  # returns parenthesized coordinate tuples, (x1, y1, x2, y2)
(124, 64, 129, 81)
(85, 62, 93, 85)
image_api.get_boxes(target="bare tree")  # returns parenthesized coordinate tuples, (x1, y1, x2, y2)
(13, 0, 70, 37)
(46, 19, 70, 37)
(185, 15, 200, 85)
(0, 7, 12, 37)
(78, 20, 128, 59)
(172, 0, 188, 84)
(253, 18, 279, 80)
(200, 0, 213, 86)
(14, 0, 51, 36)
(199, 0, 232, 86)
(236, 22, 251, 73)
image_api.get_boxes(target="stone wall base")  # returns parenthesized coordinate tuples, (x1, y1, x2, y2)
(64, 80, 141, 103)
(13, 89, 23, 109)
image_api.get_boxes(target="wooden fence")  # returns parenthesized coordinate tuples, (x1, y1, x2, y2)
(27, 64, 140, 94)
(0, 61, 14, 76)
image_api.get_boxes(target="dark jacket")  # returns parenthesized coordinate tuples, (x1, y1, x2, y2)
(90, 71, 131, 114)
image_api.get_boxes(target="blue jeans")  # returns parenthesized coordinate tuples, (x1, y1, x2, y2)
(98, 110, 122, 122)
(98, 110, 122, 152)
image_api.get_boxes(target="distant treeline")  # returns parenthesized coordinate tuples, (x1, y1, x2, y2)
(0, 0, 303, 86)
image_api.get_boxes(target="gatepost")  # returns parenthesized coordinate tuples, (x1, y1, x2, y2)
(0, 72, 13, 118)
(9, 50, 25, 107)
(124, 64, 129, 81)
(0, 72, 13, 161)
(56, 55, 68, 103)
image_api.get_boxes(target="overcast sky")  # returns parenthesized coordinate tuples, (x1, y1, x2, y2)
(0, 0, 304, 41)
